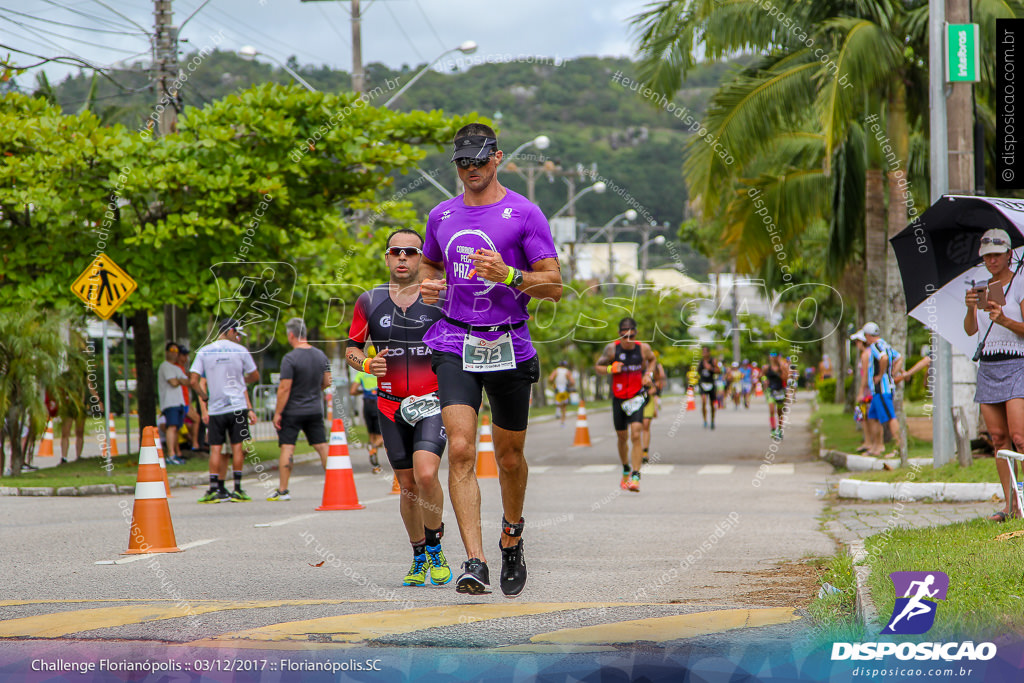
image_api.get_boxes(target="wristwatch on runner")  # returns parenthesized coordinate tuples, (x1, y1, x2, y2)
(508, 267, 524, 288)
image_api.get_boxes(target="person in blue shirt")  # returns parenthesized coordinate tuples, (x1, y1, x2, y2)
(862, 322, 902, 457)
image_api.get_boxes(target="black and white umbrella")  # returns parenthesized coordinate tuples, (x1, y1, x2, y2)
(889, 195, 1024, 357)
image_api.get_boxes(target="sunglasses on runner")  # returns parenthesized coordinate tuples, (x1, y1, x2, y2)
(981, 237, 1010, 246)
(384, 246, 423, 257)
(455, 154, 494, 170)
(619, 329, 636, 338)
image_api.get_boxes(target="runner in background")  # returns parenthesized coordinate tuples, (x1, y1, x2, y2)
(350, 346, 384, 475)
(548, 360, 575, 427)
(697, 346, 720, 429)
(640, 350, 666, 465)
(762, 351, 790, 440)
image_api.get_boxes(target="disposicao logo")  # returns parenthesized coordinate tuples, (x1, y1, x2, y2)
(882, 571, 948, 635)
(831, 570, 997, 662)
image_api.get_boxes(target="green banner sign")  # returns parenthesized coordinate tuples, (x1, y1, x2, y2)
(946, 23, 980, 83)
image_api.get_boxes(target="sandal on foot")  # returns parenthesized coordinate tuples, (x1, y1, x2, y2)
(989, 511, 1008, 522)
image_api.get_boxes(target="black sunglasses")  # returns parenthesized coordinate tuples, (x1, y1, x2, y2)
(981, 237, 1010, 246)
(384, 246, 423, 257)
(619, 329, 636, 338)
(455, 154, 494, 170)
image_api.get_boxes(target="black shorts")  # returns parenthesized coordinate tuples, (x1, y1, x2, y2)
(431, 350, 540, 432)
(277, 412, 327, 447)
(207, 410, 250, 446)
(379, 410, 446, 470)
(698, 382, 717, 400)
(612, 394, 647, 432)
(363, 398, 381, 435)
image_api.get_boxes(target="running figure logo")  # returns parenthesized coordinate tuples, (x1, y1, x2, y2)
(881, 571, 949, 635)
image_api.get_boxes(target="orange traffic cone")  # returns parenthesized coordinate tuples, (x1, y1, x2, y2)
(108, 415, 120, 456)
(685, 387, 697, 412)
(37, 420, 55, 457)
(390, 474, 401, 495)
(316, 419, 365, 510)
(755, 381, 764, 397)
(572, 401, 592, 447)
(326, 387, 334, 422)
(124, 428, 180, 554)
(147, 426, 172, 497)
(476, 414, 498, 478)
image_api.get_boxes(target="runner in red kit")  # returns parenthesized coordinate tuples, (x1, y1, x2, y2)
(347, 228, 451, 588)
(595, 317, 655, 492)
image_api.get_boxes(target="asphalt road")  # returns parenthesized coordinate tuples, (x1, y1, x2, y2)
(0, 392, 836, 678)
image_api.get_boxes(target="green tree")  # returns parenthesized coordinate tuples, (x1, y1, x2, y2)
(0, 86, 471, 438)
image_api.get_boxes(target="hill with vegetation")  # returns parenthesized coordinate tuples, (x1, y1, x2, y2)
(26, 52, 750, 277)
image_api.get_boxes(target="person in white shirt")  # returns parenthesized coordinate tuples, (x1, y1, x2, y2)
(158, 342, 190, 464)
(547, 361, 575, 426)
(189, 319, 259, 503)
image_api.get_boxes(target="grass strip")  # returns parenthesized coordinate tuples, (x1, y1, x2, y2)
(863, 518, 1024, 639)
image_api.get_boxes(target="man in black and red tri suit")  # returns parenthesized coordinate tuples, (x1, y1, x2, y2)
(346, 228, 451, 588)
(595, 317, 656, 492)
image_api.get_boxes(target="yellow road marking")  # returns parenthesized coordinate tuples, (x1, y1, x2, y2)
(529, 607, 800, 645)
(207, 602, 638, 644)
(0, 600, 388, 638)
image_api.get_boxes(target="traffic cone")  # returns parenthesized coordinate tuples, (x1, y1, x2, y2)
(147, 426, 171, 497)
(124, 428, 180, 555)
(755, 381, 764, 397)
(685, 387, 697, 412)
(390, 474, 401, 495)
(108, 415, 119, 456)
(36, 420, 55, 457)
(476, 414, 498, 478)
(572, 402, 592, 447)
(316, 418, 365, 510)
(326, 388, 334, 422)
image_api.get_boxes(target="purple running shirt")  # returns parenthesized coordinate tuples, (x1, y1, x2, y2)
(422, 189, 557, 363)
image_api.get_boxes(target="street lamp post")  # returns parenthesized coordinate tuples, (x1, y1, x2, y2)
(384, 41, 478, 108)
(640, 230, 666, 283)
(239, 46, 316, 91)
(498, 135, 551, 171)
(587, 209, 637, 281)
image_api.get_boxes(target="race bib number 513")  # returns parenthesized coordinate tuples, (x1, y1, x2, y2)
(462, 332, 516, 372)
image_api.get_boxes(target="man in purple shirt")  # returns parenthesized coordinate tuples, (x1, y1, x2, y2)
(420, 123, 562, 597)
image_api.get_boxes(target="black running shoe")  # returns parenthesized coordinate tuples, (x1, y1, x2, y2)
(499, 539, 527, 598)
(455, 558, 490, 594)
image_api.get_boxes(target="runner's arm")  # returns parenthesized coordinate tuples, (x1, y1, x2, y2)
(595, 344, 616, 375)
(641, 345, 656, 388)
(273, 379, 292, 430)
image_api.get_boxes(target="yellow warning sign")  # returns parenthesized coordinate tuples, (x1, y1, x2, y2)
(70, 254, 137, 319)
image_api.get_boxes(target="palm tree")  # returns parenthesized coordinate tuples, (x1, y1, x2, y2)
(633, 0, 1023, 462)
(0, 310, 85, 476)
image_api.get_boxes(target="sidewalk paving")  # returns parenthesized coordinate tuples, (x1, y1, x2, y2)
(826, 499, 995, 546)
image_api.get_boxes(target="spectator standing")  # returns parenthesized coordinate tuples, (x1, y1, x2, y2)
(269, 318, 331, 501)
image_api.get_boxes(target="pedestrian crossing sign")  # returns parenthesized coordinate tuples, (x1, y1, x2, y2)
(71, 254, 137, 319)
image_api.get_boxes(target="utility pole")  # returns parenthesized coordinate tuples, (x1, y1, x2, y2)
(300, 0, 364, 93)
(152, 0, 178, 137)
(946, 0, 979, 466)
(153, 1, 188, 347)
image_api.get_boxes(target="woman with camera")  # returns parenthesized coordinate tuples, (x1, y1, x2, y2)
(964, 228, 1024, 521)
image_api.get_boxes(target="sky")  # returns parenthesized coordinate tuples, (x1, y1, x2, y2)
(4, 0, 655, 85)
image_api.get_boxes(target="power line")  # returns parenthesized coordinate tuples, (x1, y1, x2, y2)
(317, 5, 351, 49)
(88, 0, 149, 33)
(383, 1, 425, 63)
(0, 13, 145, 53)
(36, 0, 143, 32)
(413, 0, 447, 53)
(0, 5, 147, 35)
(0, 42, 146, 92)
(179, 0, 212, 30)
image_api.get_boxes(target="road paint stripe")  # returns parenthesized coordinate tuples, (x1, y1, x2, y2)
(204, 602, 642, 645)
(255, 513, 318, 528)
(765, 463, 795, 474)
(577, 465, 617, 474)
(641, 465, 674, 475)
(95, 538, 218, 565)
(697, 465, 734, 475)
(0, 600, 387, 638)
(530, 466, 551, 474)
(529, 607, 800, 645)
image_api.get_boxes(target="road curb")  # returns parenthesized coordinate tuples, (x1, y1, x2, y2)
(836, 478, 1002, 502)
(0, 451, 322, 497)
(849, 540, 881, 636)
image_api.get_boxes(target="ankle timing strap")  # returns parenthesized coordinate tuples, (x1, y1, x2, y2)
(502, 517, 524, 537)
